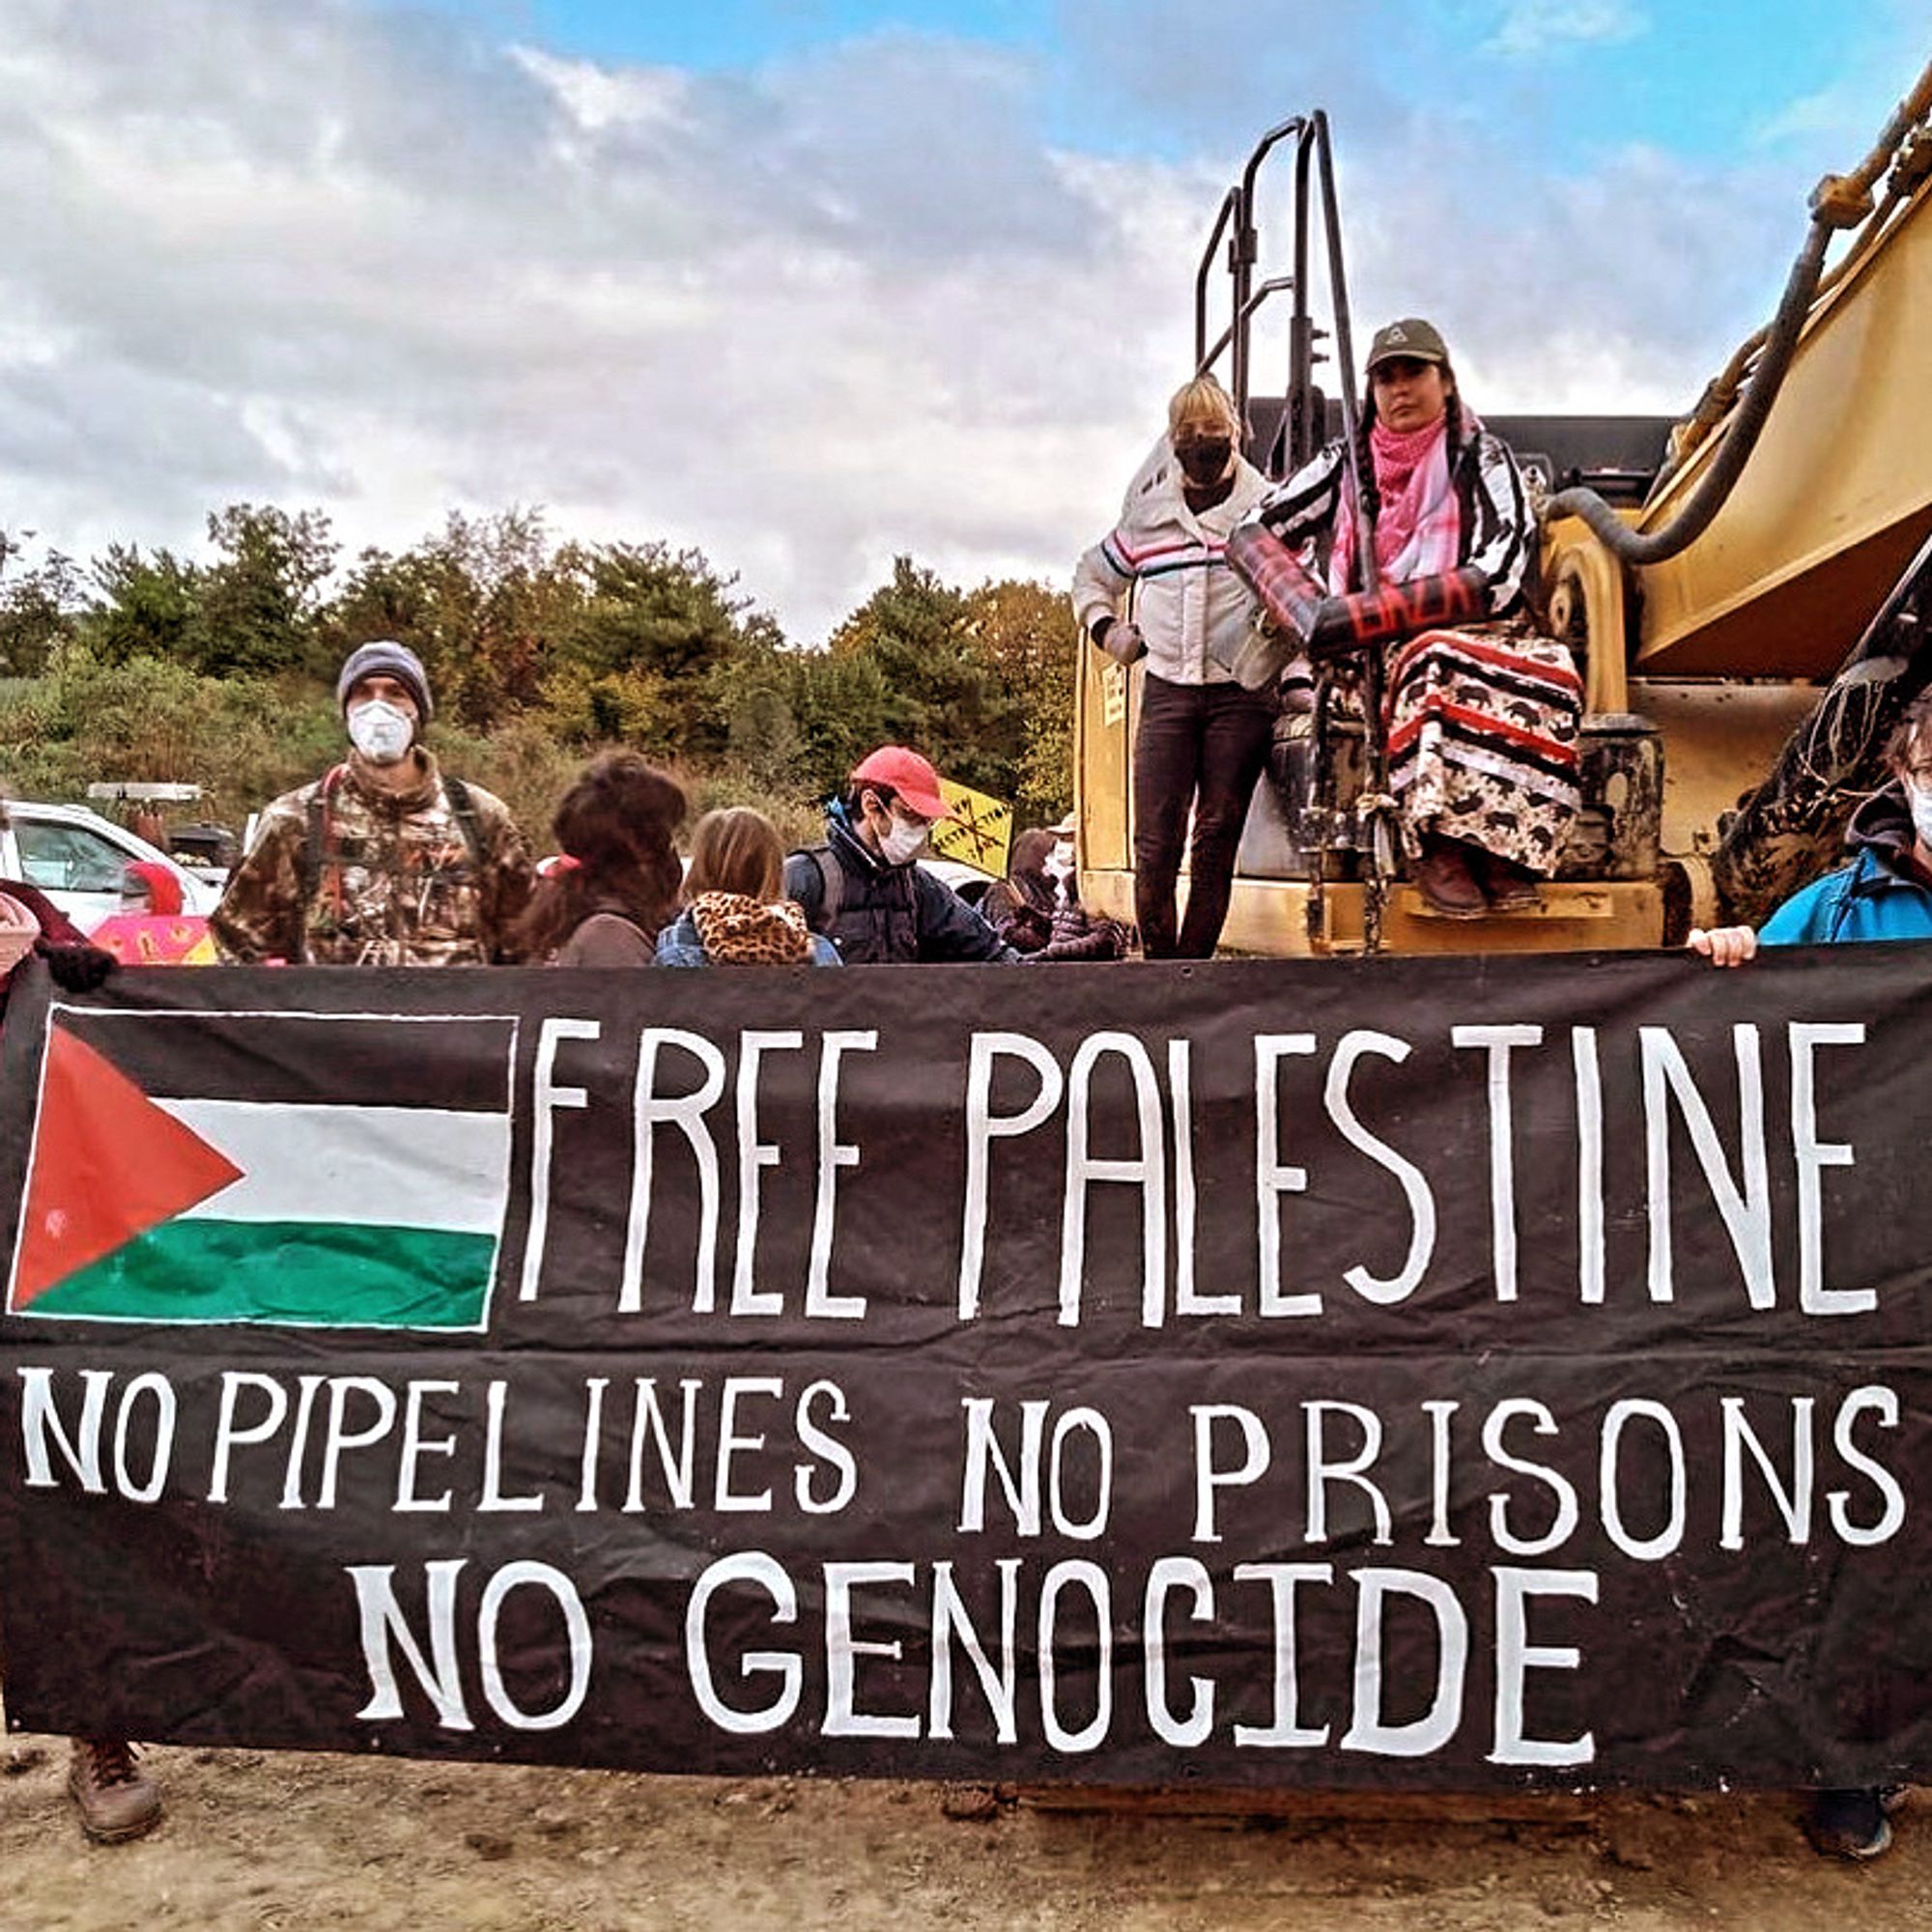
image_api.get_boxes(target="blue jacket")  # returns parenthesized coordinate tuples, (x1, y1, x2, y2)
(1760, 785, 1932, 947)
(654, 906, 840, 968)
(784, 810, 1018, 965)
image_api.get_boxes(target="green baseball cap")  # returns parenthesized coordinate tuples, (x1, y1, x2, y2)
(1366, 317, 1449, 372)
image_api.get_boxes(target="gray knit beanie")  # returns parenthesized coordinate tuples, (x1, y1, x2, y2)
(336, 640, 433, 723)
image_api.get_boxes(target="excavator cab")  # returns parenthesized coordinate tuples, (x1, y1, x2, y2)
(1075, 69, 1932, 955)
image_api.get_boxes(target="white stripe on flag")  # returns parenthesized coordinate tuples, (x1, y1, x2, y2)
(158, 1099, 510, 1236)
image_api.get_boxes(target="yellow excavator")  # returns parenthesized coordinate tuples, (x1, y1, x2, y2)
(1074, 59, 1932, 955)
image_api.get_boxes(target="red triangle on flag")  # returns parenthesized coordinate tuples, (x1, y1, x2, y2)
(12, 1025, 243, 1309)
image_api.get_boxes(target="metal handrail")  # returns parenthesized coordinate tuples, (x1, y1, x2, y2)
(1195, 276, 1297, 384)
(1311, 113, 1367, 585)
(1192, 188, 1239, 376)
(1232, 117, 1306, 412)
(1191, 120, 1308, 426)
(1190, 106, 1391, 943)
(1284, 129, 1317, 472)
(1192, 113, 1362, 489)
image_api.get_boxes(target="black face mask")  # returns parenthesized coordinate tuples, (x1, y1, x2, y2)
(1178, 440, 1232, 488)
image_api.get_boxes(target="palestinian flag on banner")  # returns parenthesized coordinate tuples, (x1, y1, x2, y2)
(7, 1009, 517, 1330)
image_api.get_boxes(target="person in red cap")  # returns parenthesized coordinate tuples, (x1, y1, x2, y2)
(784, 746, 1018, 963)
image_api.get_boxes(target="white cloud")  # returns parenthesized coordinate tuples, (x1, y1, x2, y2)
(1751, 14, 1928, 156)
(510, 43, 690, 136)
(0, 0, 1874, 644)
(1485, 0, 1647, 60)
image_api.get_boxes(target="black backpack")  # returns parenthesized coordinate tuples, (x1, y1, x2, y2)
(792, 845, 844, 936)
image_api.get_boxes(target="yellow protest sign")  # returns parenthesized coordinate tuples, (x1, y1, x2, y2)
(931, 779, 1011, 876)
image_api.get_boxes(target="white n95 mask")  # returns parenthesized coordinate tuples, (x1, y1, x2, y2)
(348, 698, 414, 765)
(879, 817, 929, 867)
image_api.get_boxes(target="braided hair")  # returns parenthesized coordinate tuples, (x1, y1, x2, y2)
(1351, 390, 1381, 531)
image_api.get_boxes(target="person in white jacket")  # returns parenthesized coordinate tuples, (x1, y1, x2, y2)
(1072, 376, 1271, 957)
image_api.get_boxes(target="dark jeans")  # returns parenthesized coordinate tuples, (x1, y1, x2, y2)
(1133, 672, 1274, 958)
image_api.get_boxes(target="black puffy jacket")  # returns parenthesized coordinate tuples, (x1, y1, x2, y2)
(785, 817, 1017, 965)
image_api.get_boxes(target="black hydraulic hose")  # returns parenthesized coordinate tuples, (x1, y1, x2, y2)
(1833, 524, 1932, 674)
(1543, 217, 1833, 566)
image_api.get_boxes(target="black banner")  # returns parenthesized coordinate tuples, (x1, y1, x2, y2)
(1, 947, 1928, 1788)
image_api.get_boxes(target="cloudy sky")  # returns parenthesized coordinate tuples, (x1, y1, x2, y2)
(0, 0, 1920, 640)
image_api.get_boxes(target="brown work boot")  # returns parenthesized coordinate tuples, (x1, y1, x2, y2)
(1476, 851, 1543, 912)
(67, 1737, 162, 1844)
(1411, 838, 1487, 919)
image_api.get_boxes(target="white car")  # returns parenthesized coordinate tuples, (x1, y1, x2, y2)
(919, 856, 996, 908)
(0, 800, 219, 934)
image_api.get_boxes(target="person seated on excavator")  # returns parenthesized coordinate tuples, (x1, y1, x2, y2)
(1229, 317, 1583, 918)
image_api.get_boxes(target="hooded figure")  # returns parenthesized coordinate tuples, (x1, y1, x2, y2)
(982, 823, 1129, 961)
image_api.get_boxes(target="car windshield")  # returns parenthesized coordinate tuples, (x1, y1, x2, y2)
(14, 820, 134, 895)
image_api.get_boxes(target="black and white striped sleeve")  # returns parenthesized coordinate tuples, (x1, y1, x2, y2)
(1249, 442, 1346, 544)
(1464, 431, 1534, 616)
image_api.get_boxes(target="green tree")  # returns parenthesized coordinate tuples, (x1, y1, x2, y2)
(325, 509, 570, 728)
(549, 541, 783, 762)
(82, 543, 202, 667)
(707, 633, 806, 792)
(192, 504, 339, 678)
(0, 538, 83, 677)
(965, 579, 1079, 825)
(0, 640, 337, 827)
(788, 647, 891, 794)
(77, 504, 338, 679)
(827, 558, 1020, 797)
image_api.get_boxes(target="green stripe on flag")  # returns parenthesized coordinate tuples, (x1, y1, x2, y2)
(25, 1219, 497, 1329)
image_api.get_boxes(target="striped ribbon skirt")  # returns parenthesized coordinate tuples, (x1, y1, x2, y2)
(1383, 623, 1583, 875)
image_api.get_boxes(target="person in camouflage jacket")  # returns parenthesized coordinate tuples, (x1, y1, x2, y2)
(212, 642, 534, 967)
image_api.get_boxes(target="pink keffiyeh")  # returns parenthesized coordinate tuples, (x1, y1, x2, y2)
(1331, 414, 1472, 592)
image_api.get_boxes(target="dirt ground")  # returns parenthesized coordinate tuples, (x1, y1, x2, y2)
(3, 1738, 1931, 1932)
